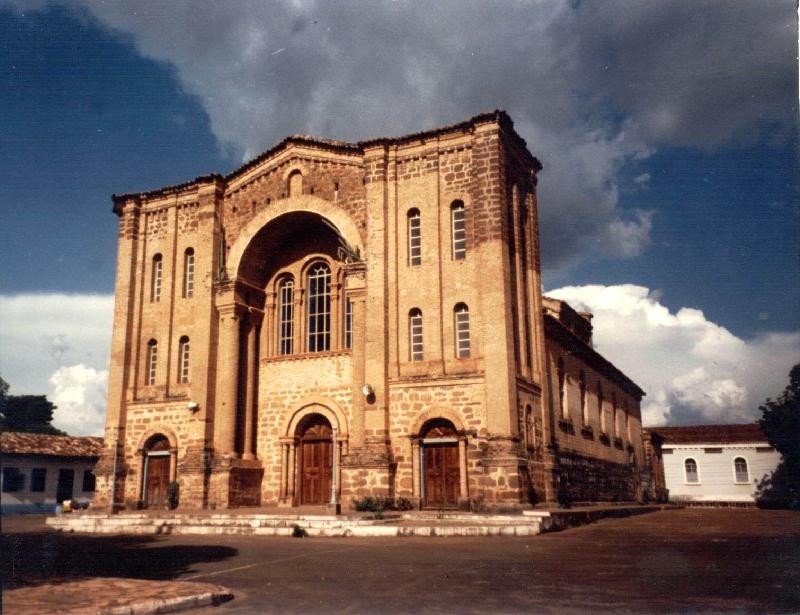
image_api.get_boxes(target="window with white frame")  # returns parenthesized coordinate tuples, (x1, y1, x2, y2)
(407, 209, 421, 266)
(451, 201, 466, 259)
(146, 339, 158, 386)
(307, 263, 331, 352)
(278, 277, 294, 355)
(409, 308, 423, 361)
(178, 336, 190, 383)
(344, 298, 353, 350)
(734, 457, 749, 483)
(151, 254, 163, 302)
(684, 458, 699, 483)
(454, 303, 470, 358)
(183, 248, 195, 298)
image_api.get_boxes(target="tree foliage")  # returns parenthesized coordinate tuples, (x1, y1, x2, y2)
(756, 363, 800, 509)
(0, 378, 66, 436)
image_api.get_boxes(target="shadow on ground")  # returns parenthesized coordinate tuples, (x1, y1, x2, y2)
(1, 523, 237, 589)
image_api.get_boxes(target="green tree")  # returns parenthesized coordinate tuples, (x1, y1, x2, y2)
(756, 363, 800, 509)
(0, 381, 66, 436)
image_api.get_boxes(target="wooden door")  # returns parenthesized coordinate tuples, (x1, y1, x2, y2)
(301, 439, 332, 505)
(423, 443, 460, 508)
(145, 455, 170, 508)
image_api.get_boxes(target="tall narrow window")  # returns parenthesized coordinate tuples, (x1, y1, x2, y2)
(178, 336, 190, 383)
(624, 402, 631, 440)
(409, 308, 423, 361)
(734, 457, 749, 483)
(279, 277, 295, 355)
(146, 339, 158, 386)
(183, 248, 195, 298)
(579, 371, 588, 424)
(557, 358, 566, 418)
(344, 298, 353, 350)
(454, 303, 471, 358)
(451, 201, 466, 259)
(407, 209, 421, 266)
(685, 458, 699, 483)
(611, 393, 618, 437)
(598, 384, 606, 433)
(151, 254, 163, 302)
(307, 263, 331, 352)
(31, 468, 46, 492)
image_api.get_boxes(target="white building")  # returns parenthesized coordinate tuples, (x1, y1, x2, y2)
(650, 424, 781, 504)
(1, 432, 102, 514)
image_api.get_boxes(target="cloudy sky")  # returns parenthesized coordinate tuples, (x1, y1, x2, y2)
(1, 1, 797, 435)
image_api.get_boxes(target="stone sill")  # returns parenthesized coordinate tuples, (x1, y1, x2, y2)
(580, 425, 594, 440)
(558, 419, 575, 434)
(262, 349, 351, 364)
(613, 438, 624, 449)
(599, 433, 611, 446)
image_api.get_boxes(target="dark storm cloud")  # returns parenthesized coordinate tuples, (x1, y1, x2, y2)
(10, 0, 796, 273)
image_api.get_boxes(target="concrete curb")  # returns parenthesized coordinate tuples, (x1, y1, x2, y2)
(100, 590, 234, 615)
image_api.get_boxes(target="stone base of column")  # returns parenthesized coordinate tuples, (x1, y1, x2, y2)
(340, 447, 394, 508)
(208, 455, 264, 509)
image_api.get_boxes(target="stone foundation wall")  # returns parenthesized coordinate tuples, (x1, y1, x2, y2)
(557, 451, 639, 503)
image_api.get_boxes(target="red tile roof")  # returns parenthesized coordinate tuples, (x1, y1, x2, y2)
(647, 423, 767, 445)
(0, 432, 103, 458)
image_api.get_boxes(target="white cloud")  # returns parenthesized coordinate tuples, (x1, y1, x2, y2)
(0, 294, 114, 435)
(546, 284, 800, 426)
(49, 364, 108, 436)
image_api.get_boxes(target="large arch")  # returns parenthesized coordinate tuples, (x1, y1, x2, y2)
(409, 406, 466, 436)
(226, 195, 363, 283)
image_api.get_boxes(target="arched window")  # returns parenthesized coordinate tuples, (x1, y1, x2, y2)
(409, 308, 423, 361)
(307, 263, 331, 352)
(557, 358, 566, 418)
(407, 209, 421, 266)
(451, 201, 466, 259)
(579, 371, 588, 425)
(684, 458, 699, 483)
(146, 339, 158, 386)
(151, 254, 163, 302)
(178, 336, 190, 383)
(734, 457, 749, 483)
(288, 170, 303, 197)
(454, 303, 470, 358)
(278, 277, 295, 355)
(183, 248, 195, 298)
(597, 383, 606, 433)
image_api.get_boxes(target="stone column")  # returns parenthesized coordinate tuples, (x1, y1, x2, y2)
(458, 438, 468, 499)
(345, 263, 367, 448)
(411, 439, 421, 499)
(214, 304, 242, 456)
(279, 440, 290, 500)
(287, 441, 297, 504)
(242, 311, 261, 460)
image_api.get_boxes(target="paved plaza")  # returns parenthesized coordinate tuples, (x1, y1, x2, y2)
(3, 508, 799, 614)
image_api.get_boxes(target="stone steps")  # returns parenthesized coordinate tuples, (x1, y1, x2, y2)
(46, 512, 544, 537)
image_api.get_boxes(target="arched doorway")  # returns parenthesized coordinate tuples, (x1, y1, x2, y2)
(421, 419, 461, 509)
(142, 435, 171, 508)
(298, 414, 333, 505)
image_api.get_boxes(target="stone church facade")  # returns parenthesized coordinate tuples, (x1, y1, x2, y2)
(92, 111, 645, 511)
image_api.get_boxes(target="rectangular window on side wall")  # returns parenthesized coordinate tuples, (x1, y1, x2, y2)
(408, 209, 421, 266)
(2, 467, 25, 492)
(409, 309, 424, 361)
(454, 304, 470, 358)
(31, 468, 46, 492)
(82, 470, 96, 492)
